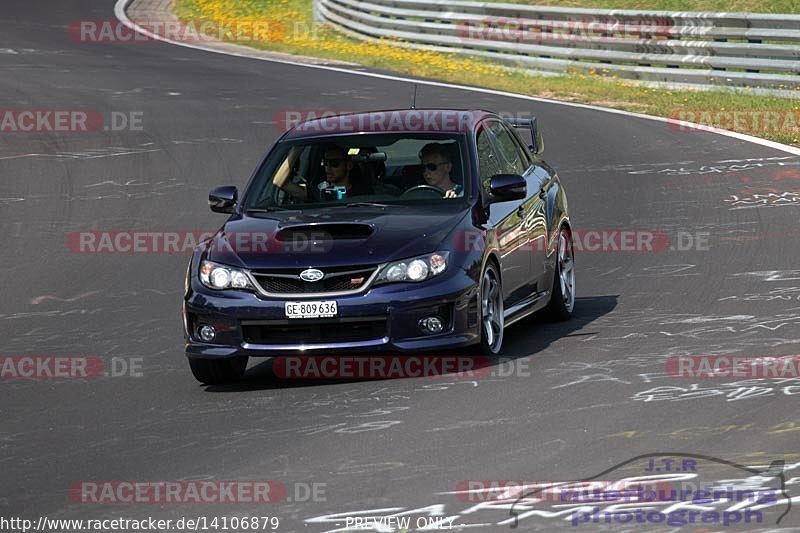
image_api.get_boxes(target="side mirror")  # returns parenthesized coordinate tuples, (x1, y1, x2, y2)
(209, 186, 238, 213)
(489, 174, 526, 203)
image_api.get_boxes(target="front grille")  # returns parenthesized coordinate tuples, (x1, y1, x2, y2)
(241, 317, 387, 344)
(252, 266, 377, 295)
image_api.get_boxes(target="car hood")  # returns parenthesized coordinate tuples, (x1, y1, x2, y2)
(204, 206, 470, 269)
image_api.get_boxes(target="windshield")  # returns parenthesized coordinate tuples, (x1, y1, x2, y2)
(244, 133, 470, 210)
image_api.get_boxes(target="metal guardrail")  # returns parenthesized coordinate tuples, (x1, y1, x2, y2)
(314, 0, 800, 91)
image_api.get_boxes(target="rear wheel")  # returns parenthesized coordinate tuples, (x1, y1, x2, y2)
(188, 356, 248, 384)
(479, 262, 504, 355)
(544, 227, 575, 321)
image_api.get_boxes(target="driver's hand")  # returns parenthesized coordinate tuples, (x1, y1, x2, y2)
(444, 189, 458, 199)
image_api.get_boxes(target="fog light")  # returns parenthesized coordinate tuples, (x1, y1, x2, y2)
(198, 325, 216, 342)
(419, 316, 444, 334)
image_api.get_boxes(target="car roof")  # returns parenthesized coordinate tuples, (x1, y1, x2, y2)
(281, 109, 499, 140)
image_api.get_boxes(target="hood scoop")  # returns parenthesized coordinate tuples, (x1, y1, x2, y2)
(275, 223, 374, 241)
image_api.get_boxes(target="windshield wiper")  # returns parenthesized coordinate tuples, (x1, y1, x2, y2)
(342, 202, 403, 208)
(247, 203, 402, 212)
(245, 206, 294, 213)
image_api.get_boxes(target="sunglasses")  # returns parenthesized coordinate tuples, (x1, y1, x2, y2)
(323, 158, 344, 168)
(422, 162, 446, 172)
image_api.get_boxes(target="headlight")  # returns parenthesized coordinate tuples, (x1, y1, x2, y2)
(376, 252, 449, 284)
(199, 260, 254, 290)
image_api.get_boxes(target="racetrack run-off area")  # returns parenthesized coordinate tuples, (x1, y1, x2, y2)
(2, 0, 800, 531)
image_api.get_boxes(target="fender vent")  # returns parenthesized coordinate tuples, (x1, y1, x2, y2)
(468, 296, 479, 328)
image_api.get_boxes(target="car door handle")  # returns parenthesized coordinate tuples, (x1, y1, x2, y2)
(517, 205, 525, 217)
(538, 187, 547, 200)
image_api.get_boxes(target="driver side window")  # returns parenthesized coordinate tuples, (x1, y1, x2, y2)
(477, 127, 503, 193)
(271, 145, 314, 205)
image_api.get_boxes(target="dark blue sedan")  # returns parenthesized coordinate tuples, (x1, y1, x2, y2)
(183, 109, 574, 384)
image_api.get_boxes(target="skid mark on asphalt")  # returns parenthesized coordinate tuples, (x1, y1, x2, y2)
(29, 291, 100, 305)
(0, 146, 161, 161)
(724, 190, 800, 209)
(735, 270, 800, 282)
(170, 137, 243, 145)
(718, 287, 800, 302)
(561, 156, 800, 177)
(633, 378, 800, 403)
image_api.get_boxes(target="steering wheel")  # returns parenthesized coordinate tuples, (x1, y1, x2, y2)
(402, 184, 445, 198)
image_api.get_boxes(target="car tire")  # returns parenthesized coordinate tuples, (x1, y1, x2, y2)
(188, 356, 248, 384)
(478, 261, 504, 355)
(544, 227, 575, 321)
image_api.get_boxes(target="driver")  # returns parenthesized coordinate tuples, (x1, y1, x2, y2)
(419, 143, 462, 198)
(273, 145, 373, 201)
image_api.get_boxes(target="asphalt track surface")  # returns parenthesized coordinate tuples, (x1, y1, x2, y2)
(3, 1, 800, 531)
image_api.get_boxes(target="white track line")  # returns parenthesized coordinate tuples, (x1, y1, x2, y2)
(114, 0, 800, 157)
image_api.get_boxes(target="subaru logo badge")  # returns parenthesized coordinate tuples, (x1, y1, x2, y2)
(299, 268, 324, 282)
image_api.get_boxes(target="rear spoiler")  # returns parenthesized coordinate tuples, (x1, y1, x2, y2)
(508, 116, 544, 155)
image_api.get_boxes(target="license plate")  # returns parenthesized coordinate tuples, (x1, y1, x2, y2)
(285, 300, 338, 319)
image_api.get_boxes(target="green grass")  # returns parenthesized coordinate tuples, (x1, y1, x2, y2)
(174, 0, 800, 146)
(479, 0, 800, 13)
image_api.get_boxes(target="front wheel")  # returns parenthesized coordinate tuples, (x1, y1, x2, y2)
(479, 262, 504, 355)
(544, 227, 575, 321)
(188, 356, 248, 384)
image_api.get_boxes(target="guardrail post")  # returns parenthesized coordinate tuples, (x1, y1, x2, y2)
(313, 0, 324, 25)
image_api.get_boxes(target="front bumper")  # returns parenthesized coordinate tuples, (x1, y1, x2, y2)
(183, 267, 479, 358)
